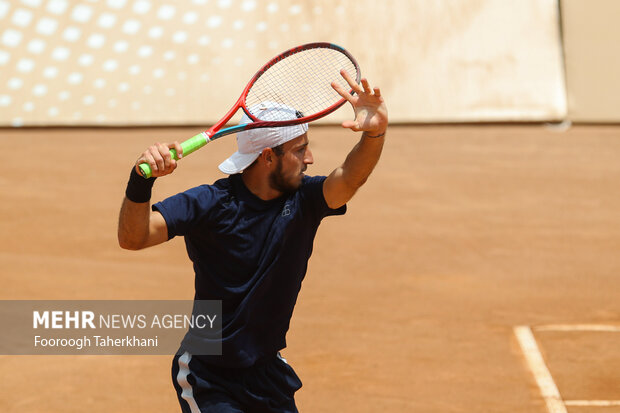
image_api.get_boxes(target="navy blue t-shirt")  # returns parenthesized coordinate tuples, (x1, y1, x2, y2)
(152, 174, 346, 367)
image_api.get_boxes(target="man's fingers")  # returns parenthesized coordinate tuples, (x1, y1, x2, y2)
(373, 87, 381, 98)
(341, 120, 360, 131)
(361, 78, 372, 94)
(169, 141, 183, 159)
(136, 141, 182, 177)
(156, 142, 171, 158)
(141, 150, 159, 173)
(340, 69, 362, 94)
(149, 143, 171, 174)
(153, 145, 166, 173)
(159, 142, 179, 167)
(331, 80, 355, 103)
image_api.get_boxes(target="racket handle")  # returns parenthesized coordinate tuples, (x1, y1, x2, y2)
(137, 132, 211, 178)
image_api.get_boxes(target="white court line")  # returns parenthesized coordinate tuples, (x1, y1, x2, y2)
(564, 400, 620, 407)
(514, 326, 568, 413)
(535, 324, 620, 332)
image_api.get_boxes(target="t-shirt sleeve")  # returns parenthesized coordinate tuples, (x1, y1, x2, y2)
(152, 185, 216, 239)
(300, 175, 347, 220)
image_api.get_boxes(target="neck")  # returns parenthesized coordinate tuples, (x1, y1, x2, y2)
(240, 166, 282, 201)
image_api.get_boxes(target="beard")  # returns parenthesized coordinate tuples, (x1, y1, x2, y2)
(268, 158, 304, 195)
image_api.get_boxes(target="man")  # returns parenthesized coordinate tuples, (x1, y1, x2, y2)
(118, 71, 387, 412)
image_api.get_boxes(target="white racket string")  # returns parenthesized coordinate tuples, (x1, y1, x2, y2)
(246, 47, 358, 121)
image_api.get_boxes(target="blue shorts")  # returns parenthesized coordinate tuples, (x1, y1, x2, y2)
(171, 352, 302, 413)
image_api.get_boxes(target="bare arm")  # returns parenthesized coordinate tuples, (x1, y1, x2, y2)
(117, 141, 182, 250)
(118, 199, 169, 250)
(323, 71, 388, 209)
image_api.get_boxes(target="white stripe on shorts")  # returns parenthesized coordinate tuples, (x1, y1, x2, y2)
(176, 351, 201, 413)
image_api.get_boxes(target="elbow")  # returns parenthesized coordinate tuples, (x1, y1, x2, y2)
(118, 235, 145, 251)
(119, 243, 140, 251)
(118, 240, 137, 251)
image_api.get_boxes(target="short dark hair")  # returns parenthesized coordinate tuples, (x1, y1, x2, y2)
(271, 143, 284, 156)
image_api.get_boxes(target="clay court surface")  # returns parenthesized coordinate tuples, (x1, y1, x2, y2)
(1, 124, 620, 412)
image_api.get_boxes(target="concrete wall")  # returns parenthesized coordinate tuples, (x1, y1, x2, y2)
(0, 0, 567, 126)
(561, 0, 620, 122)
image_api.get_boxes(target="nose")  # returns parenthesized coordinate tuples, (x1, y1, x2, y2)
(304, 147, 314, 164)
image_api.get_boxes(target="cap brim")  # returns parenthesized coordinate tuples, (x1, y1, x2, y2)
(218, 151, 260, 174)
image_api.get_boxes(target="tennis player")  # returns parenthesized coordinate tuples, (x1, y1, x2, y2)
(118, 72, 387, 412)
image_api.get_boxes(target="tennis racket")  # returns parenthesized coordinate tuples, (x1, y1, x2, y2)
(138, 42, 361, 178)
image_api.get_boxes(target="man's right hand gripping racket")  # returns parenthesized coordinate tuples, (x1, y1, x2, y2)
(138, 42, 361, 178)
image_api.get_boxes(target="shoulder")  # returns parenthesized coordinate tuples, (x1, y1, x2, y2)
(152, 177, 235, 235)
(297, 174, 346, 217)
(211, 176, 233, 191)
(301, 174, 327, 187)
(296, 174, 328, 206)
(155, 177, 233, 211)
(184, 177, 232, 198)
(295, 175, 327, 199)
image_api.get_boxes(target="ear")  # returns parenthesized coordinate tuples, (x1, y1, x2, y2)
(260, 148, 275, 166)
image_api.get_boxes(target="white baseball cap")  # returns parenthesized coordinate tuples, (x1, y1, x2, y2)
(218, 102, 308, 174)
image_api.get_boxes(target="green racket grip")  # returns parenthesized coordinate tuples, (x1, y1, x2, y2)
(137, 132, 211, 178)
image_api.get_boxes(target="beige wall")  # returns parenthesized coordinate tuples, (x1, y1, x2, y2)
(375, 0, 566, 122)
(0, 0, 566, 126)
(561, 0, 620, 122)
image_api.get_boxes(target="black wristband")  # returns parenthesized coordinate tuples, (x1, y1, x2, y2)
(363, 131, 386, 139)
(125, 167, 156, 203)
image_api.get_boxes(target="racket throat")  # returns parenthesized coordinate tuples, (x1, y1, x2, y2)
(201, 131, 212, 142)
